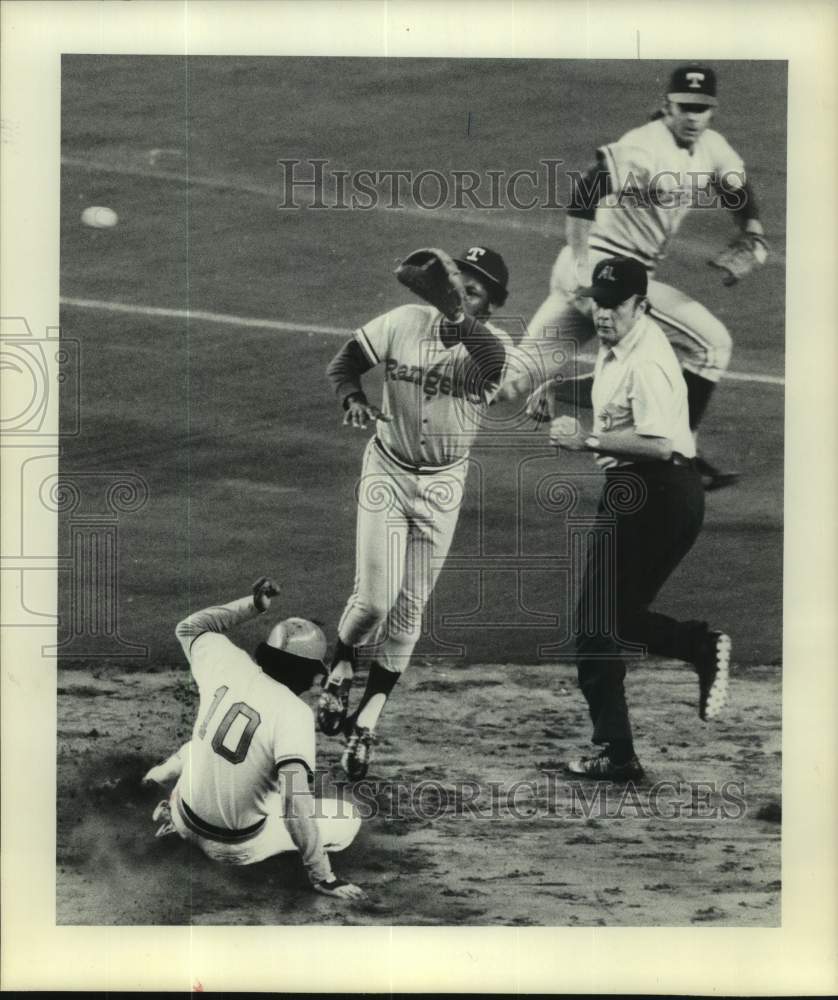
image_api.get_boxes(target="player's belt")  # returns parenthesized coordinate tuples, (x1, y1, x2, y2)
(375, 437, 465, 475)
(176, 793, 266, 844)
(606, 452, 695, 472)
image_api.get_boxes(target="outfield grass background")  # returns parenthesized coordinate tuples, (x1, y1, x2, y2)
(59, 56, 786, 669)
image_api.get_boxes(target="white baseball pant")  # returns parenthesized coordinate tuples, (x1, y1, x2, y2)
(528, 246, 732, 381)
(338, 437, 468, 674)
(168, 782, 361, 866)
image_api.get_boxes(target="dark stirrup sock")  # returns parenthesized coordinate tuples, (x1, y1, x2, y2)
(329, 637, 356, 669)
(355, 661, 400, 714)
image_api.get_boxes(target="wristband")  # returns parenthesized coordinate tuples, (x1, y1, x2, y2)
(585, 435, 600, 450)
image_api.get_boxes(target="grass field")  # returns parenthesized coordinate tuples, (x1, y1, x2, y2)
(57, 55, 785, 925)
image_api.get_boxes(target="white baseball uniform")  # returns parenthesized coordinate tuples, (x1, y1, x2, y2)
(162, 598, 359, 871)
(529, 118, 748, 381)
(338, 303, 509, 673)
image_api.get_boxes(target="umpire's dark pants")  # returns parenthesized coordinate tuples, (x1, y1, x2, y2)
(574, 460, 706, 746)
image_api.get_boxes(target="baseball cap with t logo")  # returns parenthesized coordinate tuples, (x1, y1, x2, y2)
(667, 64, 718, 107)
(453, 246, 509, 306)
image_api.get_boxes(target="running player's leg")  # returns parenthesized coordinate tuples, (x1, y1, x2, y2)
(337, 440, 412, 644)
(320, 440, 411, 734)
(647, 280, 733, 395)
(342, 468, 465, 777)
(646, 281, 737, 489)
(506, 247, 595, 417)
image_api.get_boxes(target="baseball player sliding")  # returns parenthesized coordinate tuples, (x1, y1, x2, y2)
(143, 576, 364, 900)
(319, 246, 511, 780)
(522, 64, 768, 490)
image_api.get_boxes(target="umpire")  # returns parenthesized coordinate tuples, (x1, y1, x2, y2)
(552, 256, 730, 780)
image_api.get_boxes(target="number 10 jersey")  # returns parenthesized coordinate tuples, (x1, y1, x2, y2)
(177, 605, 316, 831)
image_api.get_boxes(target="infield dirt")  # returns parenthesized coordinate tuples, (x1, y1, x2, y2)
(58, 660, 780, 925)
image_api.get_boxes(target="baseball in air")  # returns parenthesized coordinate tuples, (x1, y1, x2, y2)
(81, 205, 119, 228)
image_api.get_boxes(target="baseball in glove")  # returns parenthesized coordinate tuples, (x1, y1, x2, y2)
(707, 220, 769, 286)
(395, 248, 468, 322)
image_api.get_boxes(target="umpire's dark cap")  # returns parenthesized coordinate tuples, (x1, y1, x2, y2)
(454, 246, 509, 306)
(578, 257, 648, 308)
(667, 64, 718, 107)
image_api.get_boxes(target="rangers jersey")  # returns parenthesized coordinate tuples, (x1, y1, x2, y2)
(354, 303, 509, 468)
(589, 119, 746, 269)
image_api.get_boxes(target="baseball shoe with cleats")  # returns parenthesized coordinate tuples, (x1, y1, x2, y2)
(341, 726, 375, 781)
(317, 666, 353, 736)
(695, 630, 731, 721)
(151, 799, 177, 838)
(566, 748, 645, 782)
(695, 456, 739, 492)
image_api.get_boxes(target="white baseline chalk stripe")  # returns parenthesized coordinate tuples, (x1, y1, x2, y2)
(59, 295, 785, 387)
(59, 296, 346, 337)
(61, 156, 788, 266)
(61, 155, 554, 236)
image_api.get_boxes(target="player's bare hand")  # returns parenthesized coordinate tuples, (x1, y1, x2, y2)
(313, 877, 366, 900)
(252, 576, 280, 612)
(491, 375, 528, 406)
(343, 400, 390, 429)
(526, 381, 557, 424)
(550, 415, 589, 451)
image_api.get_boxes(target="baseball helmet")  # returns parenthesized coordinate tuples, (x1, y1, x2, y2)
(255, 617, 327, 693)
(266, 617, 328, 661)
(454, 246, 509, 306)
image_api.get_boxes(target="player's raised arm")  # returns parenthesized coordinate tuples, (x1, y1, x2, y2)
(278, 760, 365, 900)
(174, 576, 279, 661)
(456, 317, 508, 401)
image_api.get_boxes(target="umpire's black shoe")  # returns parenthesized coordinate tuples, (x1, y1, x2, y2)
(695, 456, 740, 492)
(566, 748, 644, 782)
(695, 630, 731, 721)
(317, 668, 353, 736)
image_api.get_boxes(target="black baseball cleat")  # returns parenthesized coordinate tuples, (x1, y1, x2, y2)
(565, 748, 644, 782)
(695, 456, 740, 492)
(341, 726, 375, 781)
(695, 630, 731, 721)
(317, 667, 353, 736)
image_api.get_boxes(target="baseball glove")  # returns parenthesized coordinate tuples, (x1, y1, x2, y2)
(707, 225, 769, 286)
(395, 248, 467, 322)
